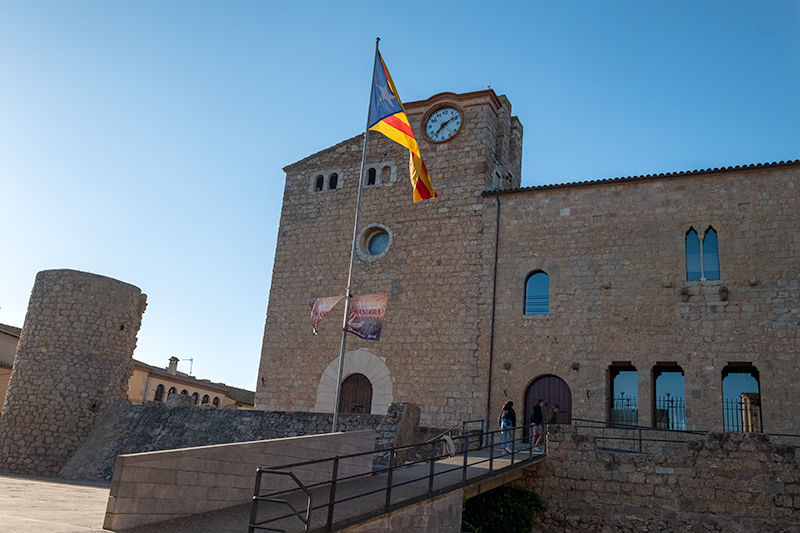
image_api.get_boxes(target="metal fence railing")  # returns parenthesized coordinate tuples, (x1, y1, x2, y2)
(573, 418, 706, 454)
(248, 424, 542, 533)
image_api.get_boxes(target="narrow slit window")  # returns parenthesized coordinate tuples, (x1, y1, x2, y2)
(315, 175, 324, 192)
(367, 168, 376, 185)
(329, 173, 338, 190)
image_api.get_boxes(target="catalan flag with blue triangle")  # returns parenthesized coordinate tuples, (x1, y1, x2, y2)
(368, 52, 437, 202)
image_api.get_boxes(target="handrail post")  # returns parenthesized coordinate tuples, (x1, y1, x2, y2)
(248, 469, 263, 533)
(384, 449, 395, 513)
(489, 429, 494, 471)
(326, 456, 339, 532)
(462, 437, 469, 486)
(510, 429, 515, 464)
(428, 441, 436, 495)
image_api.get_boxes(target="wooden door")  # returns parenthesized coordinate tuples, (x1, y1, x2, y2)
(524, 374, 572, 433)
(338, 373, 373, 414)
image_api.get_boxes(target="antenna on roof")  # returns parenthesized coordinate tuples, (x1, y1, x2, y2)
(182, 358, 194, 376)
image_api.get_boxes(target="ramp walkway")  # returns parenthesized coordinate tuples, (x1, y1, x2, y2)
(0, 430, 545, 533)
(123, 432, 545, 533)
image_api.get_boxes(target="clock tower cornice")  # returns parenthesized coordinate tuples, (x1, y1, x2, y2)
(404, 89, 503, 117)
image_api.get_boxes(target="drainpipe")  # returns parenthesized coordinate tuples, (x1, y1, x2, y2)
(486, 193, 501, 433)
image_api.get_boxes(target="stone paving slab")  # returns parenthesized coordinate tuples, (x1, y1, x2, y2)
(0, 474, 111, 533)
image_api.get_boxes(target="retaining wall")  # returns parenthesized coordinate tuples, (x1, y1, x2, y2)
(103, 430, 376, 530)
(60, 401, 425, 482)
(518, 425, 800, 531)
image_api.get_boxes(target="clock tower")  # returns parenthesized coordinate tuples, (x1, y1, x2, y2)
(256, 90, 522, 426)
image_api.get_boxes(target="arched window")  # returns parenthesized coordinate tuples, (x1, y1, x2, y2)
(212, 397, 220, 408)
(367, 168, 376, 186)
(703, 227, 720, 280)
(686, 226, 720, 281)
(381, 165, 392, 183)
(653, 364, 686, 430)
(686, 228, 701, 281)
(154, 384, 165, 403)
(609, 364, 638, 427)
(192, 392, 199, 405)
(524, 271, 549, 315)
(201, 395, 210, 405)
(722, 364, 761, 432)
(329, 173, 338, 190)
(315, 175, 324, 192)
(181, 389, 188, 396)
(168, 387, 177, 398)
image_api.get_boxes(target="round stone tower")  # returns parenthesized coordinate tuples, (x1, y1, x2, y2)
(0, 269, 147, 476)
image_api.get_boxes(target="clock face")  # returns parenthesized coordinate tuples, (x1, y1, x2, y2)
(425, 106, 462, 142)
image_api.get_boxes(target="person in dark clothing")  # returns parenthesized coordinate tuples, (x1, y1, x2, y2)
(545, 404, 560, 426)
(498, 400, 516, 453)
(530, 399, 545, 451)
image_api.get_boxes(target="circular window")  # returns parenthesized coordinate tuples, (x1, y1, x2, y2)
(357, 224, 393, 262)
(368, 231, 389, 255)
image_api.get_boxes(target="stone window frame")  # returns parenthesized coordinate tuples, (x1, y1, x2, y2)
(356, 223, 393, 263)
(314, 348, 393, 415)
(308, 168, 344, 194)
(154, 384, 165, 402)
(363, 161, 397, 188)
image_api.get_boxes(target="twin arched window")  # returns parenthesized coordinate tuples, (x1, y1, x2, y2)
(524, 271, 549, 315)
(313, 173, 340, 192)
(686, 227, 720, 281)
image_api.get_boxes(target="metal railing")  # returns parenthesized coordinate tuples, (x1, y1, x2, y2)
(248, 425, 543, 533)
(573, 418, 706, 454)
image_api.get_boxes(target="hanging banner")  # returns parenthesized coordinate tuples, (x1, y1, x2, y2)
(309, 296, 345, 335)
(345, 294, 388, 341)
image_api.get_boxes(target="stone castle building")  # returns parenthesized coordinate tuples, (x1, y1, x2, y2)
(256, 89, 800, 435)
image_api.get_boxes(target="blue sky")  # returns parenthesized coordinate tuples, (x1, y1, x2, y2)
(1, 2, 798, 390)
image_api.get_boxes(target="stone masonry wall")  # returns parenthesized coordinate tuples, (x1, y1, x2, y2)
(0, 269, 146, 476)
(60, 401, 425, 482)
(343, 489, 463, 533)
(257, 90, 521, 427)
(518, 425, 800, 531)
(489, 164, 800, 433)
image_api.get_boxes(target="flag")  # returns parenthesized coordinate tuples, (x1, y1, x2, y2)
(344, 294, 388, 341)
(368, 52, 437, 202)
(309, 296, 344, 335)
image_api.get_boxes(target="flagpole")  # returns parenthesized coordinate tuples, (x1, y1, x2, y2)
(331, 37, 381, 433)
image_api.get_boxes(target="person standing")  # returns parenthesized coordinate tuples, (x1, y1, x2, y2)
(545, 404, 560, 426)
(530, 399, 545, 452)
(498, 400, 516, 454)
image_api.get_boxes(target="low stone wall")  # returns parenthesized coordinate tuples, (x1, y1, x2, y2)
(104, 430, 376, 530)
(60, 401, 425, 482)
(517, 425, 800, 531)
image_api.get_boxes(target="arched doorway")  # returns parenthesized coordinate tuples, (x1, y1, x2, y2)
(338, 373, 373, 414)
(524, 374, 572, 439)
